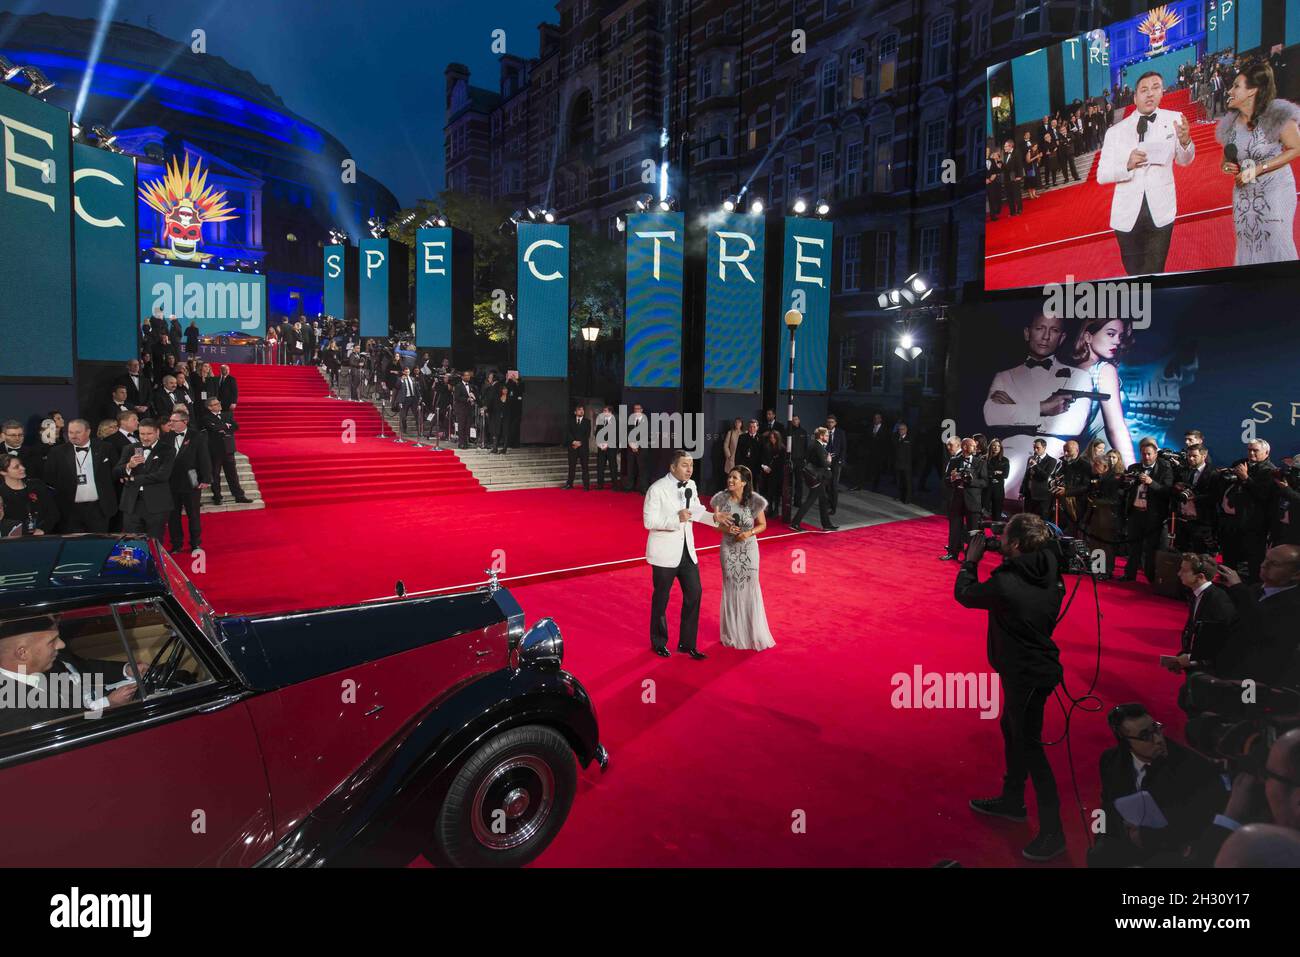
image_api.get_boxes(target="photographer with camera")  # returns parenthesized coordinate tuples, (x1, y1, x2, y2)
(1214, 547, 1300, 688)
(1088, 703, 1225, 868)
(1120, 438, 1174, 583)
(1172, 444, 1220, 554)
(956, 512, 1068, 861)
(941, 438, 987, 561)
(1269, 454, 1300, 547)
(1082, 455, 1124, 578)
(1218, 439, 1279, 582)
(1051, 440, 1091, 534)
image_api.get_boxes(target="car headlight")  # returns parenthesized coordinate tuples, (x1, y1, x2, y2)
(518, 618, 563, 671)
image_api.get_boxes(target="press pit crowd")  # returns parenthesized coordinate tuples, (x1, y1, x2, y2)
(1, 313, 249, 552)
(939, 425, 1300, 867)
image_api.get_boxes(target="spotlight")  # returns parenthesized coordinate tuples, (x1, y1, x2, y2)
(20, 67, 54, 98)
(366, 216, 386, 239)
(749, 198, 764, 215)
(0, 55, 21, 84)
(658, 197, 676, 212)
(327, 228, 349, 245)
(878, 289, 902, 310)
(792, 197, 807, 214)
(615, 214, 626, 232)
(543, 208, 556, 223)
(526, 206, 542, 220)
(899, 333, 914, 350)
(894, 344, 922, 361)
(904, 272, 932, 300)
(90, 124, 122, 152)
(723, 195, 738, 212)
(71, 122, 83, 141)
(815, 199, 830, 216)
(634, 193, 654, 212)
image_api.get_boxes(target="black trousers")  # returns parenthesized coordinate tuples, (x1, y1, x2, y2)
(1000, 681, 1062, 833)
(1115, 198, 1174, 276)
(1024, 496, 1050, 518)
(61, 500, 111, 534)
(827, 461, 842, 512)
(989, 485, 1004, 522)
(1123, 511, 1164, 580)
(397, 396, 419, 434)
(1174, 519, 1216, 555)
(566, 446, 589, 488)
(596, 447, 618, 487)
(454, 404, 472, 447)
(791, 475, 831, 528)
(1005, 180, 1023, 215)
(490, 415, 507, 452)
(987, 184, 1002, 218)
(948, 497, 982, 555)
(123, 506, 168, 543)
(168, 488, 202, 549)
(623, 449, 645, 492)
(211, 451, 246, 501)
(895, 468, 912, 504)
(650, 541, 701, 652)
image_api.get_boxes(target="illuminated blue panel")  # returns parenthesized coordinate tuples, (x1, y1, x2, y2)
(139, 263, 266, 337)
(74, 144, 138, 361)
(358, 238, 392, 337)
(704, 213, 765, 392)
(1011, 49, 1050, 127)
(323, 244, 348, 317)
(1062, 36, 1086, 104)
(624, 211, 684, 389)
(414, 227, 453, 349)
(0, 87, 74, 378)
(516, 222, 569, 379)
(1238, 0, 1262, 49)
(778, 218, 833, 394)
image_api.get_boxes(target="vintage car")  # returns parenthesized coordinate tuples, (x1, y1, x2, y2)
(0, 535, 605, 867)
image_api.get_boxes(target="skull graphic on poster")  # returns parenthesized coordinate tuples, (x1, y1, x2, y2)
(138, 154, 237, 263)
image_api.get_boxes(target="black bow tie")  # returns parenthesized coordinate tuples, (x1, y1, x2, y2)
(1025, 357, 1052, 370)
(676, 481, 688, 488)
(1137, 113, 1154, 140)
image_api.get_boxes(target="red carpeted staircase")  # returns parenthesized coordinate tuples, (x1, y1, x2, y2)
(226, 363, 483, 508)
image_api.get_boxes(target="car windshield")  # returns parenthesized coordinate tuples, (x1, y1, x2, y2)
(157, 547, 215, 637)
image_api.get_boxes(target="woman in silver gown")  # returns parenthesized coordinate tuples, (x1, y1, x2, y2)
(1218, 60, 1300, 265)
(708, 466, 775, 651)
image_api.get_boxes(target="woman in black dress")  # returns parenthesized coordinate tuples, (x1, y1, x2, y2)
(986, 438, 1009, 522)
(185, 320, 201, 359)
(488, 386, 509, 454)
(0, 453, 59, 535)
(1041, 132, 1059, 188)
(758, 429, 786, 517)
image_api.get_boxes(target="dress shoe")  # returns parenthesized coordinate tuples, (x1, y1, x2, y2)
(234, 496, 252, 503)
(791, 523, 808, 531)
(1022, 830, 1066, 862)
(652, 648, 671, 658)
(679, 649, 707, 660)
(563, 483, 573, 489)
(939, 553, 958, 561)
(968, 796, 1027, 822)
(211, 497, 224, 505)
(822, 523, 839, 531)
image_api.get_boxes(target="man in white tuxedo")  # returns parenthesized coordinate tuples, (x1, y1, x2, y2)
(983, 313, 1092, 500)
(1096, 71, 1195, 276)
(643, 451, 732, 659)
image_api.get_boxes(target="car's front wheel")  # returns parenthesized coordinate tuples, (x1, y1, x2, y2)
(429, 724, 577, 867)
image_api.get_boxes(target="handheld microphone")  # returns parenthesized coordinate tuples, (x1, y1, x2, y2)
(683, 486, 692, 510)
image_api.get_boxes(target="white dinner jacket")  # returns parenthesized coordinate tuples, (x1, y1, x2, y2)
(983, 357, 1092, 433)
(1096, 106, 1195, 231)
(643, 473, 718, 567)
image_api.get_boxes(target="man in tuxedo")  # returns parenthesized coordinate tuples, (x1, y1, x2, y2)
(564, 403, 591, 491)
(1000, 139, 1024, 216)
(1173, 444, 1220, 553)
(594, 406, 618, 490)
(643, 451, 731, 658)
(983, 312, 1092, 497)
(212, 364, 238, 410)
(824, 415, 846, 514)
(762, 409, 783, 438)
(1019, 439, 1057, 518)
(0, 421, 42, 475)
(100, 385, 132, 426)
(943, 437, 988, 560)
(622, 404, 648, 493)
(453, 370, 476, 449)
(1215, 548, 1300, 687)
(1087, 703, 1225, 868)
(395, 367, 420, 434)
(163, 410, 212, 553)
(789, 427, 838, 532)
(107, 411, 139, 462)
(1121, 438, 1174, 582)
(1051, 440, 1090, 533)
(116, 359, 153, 415)
(114, 420, 174, 542)
(1163, 554, 1238, 693)
(44, 419, 117, 534)
(152, 375, 182, 420)
(201, 398, 251, 505)
(505, 370, 524, 448)
(863, 412, 892, 492)
(734, 419, 761, 475)
(0, 616, 143, 735)
(787, 415, 809, 509)
(1096, 71, 1195, 275)
(893, 422, 914, 504)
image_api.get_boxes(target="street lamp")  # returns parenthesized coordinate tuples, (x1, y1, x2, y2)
(581, 316, 602, 397)
(782, 308, 803, 523)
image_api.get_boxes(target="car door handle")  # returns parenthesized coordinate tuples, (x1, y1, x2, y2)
(363, 705, 384, 718)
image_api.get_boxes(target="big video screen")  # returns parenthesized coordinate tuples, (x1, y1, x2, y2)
(983, 0, 1300, 290)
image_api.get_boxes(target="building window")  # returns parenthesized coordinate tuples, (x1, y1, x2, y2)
(973, 7, 991, 58)
(848, 46, 866, 101)
(842, 234, 860, 291)
(916, 351, 933, 392)
(870, 328, 887, 391)
(839, 334, 857, 391)
(698, 62, 713, 99)
(721, 58, 733, 94)
(965, 117, 983, 178)
(878, 33, 897, 94)
(923, 119, 946, 187)
(872, 131, 892, 193)
(707, 17, 720, 37)
(929, 14, 952, 80)
(1021, 0, 1042, 35)
(818, 149, 834, 197)
(820, 59, 838, 115)
(787, 162, 801, 197)
(919, 225, 942, 277)
(872, 229, 895, 288)
(845, 140, 862, 196)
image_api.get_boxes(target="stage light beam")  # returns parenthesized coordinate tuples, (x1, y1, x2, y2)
(73, 0, 121, 124)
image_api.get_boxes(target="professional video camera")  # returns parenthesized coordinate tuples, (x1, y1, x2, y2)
(1156, 447, 1186, 468)
(1215, 458, 1250, 484)
(975, 519, 1092, 574)
(1184, 672, 1300, 774)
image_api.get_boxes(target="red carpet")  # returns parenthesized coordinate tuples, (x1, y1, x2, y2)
(985, 89, 1300, 288)
(224, 363, 482, 507)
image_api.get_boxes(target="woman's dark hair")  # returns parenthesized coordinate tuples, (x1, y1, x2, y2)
(765, 430, 781, 448)
(1237, 60, 1277, 128)
(728, 466, 755, 509)
(0, 453, 23, 474)
(988, 438, 1004, 458)
(1070, 318, 1134, 365)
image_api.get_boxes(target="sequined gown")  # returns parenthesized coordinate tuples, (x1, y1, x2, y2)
(709, 491, 775, 651)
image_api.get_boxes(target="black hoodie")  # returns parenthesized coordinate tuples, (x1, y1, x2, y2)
(955, 547, 1065, 687)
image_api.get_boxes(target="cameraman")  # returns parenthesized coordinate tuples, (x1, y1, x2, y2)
(1120, 438, 1173, 583)
(956, 512, 1067, 862)
(1172, 444, 1219, 554)
(1218, 439, 1279, 582)
(942, 437, 987, 561)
